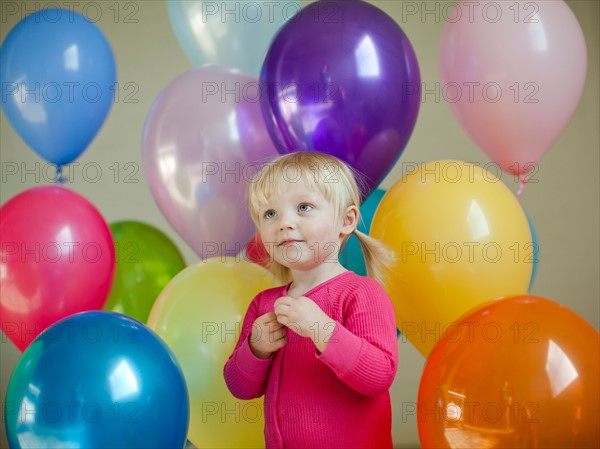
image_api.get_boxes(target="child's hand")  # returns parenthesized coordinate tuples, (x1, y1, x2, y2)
(249, 312, 287, 359)
(274, 296, 336, 352)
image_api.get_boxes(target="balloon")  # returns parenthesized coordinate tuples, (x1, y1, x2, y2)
(260, 0, 421, 196)
(1, 186, 115, 351)
(0, 9, 116, 167)
(526, 214, 540, 292)
(439, 0, 587, 177)
(244, 233, 270, 268)
(340, 188, 386, 276)
(167, 0, 300, 76)
(147, 258, 277, 448)
(371, 161, 533, 357)
(4, 311, 189, 449)
(142, 65, 279, 260)
(103, 221, 186, 323)
(417, 295, 599, 448)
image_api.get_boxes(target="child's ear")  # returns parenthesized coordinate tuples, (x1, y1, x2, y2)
(340, 205, 359, 236)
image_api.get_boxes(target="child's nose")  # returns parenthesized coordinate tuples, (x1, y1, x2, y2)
(278, 212, 296, 230)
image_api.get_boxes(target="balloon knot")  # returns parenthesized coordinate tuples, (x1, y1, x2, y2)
(54, 164, 67, 184)
(515, 174, 530, 199)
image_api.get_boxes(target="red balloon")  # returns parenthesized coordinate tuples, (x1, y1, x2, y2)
(417, 295, 599, 448)
(1, 186, 115, 351)
(244, 233, 270, 268)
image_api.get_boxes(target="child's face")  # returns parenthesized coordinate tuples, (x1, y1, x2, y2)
(257, 179, 348, 271)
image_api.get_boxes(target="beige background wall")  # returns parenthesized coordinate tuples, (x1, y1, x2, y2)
(1, 1, 598, 447)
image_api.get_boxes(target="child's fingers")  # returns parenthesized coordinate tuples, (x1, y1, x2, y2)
(271, 326, 287, 341)
(273, 301, 293, 318)
(258, 311, 278, 322)
(271, 332, 287, 349)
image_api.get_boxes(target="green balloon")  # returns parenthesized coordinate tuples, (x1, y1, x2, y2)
(104, 221, 186, 323)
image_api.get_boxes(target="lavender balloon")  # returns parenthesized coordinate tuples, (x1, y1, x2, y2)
(260, 0, 421, 196)
(142, 66, 279, 260)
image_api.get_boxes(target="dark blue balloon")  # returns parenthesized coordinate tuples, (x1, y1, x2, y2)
(4, 311, 189, 449)
(1, 9, 116, 166)
(260, 0, 421, 197)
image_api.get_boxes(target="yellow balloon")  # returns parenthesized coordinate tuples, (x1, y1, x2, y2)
(147, 257, 277, 448)
(371, 161, 533, 357)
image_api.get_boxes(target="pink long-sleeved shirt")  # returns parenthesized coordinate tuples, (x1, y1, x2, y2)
(224, 271, 398, 448)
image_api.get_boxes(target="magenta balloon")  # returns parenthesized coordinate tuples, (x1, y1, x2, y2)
(142, 65, 279, 260)
(260, 0, 421, 196)
(0, 186, 115, 351)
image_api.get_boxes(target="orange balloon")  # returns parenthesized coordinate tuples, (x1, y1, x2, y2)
(417, 295, 599, 449)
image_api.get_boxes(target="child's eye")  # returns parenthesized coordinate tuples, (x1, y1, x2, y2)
(263, 209, 277, 219)
(297, 203, 313, 213)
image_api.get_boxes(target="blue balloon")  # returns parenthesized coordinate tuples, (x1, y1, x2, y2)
(1, 9, 116, 166)
(340, 189, 386, 276)
(5, 311, 189, 449)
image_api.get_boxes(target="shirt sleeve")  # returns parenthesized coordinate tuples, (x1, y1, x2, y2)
(316, 280, 398, 396)
(223, 292, 273, 400)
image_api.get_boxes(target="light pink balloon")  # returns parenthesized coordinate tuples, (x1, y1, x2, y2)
(440, 0, 587, 176)
(142, 66, 279, 259)
(0, 186, 115, 351)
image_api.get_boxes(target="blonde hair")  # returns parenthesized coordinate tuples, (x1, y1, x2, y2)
(248, 152, 395, 285)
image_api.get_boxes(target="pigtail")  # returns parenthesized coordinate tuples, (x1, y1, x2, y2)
(353, 229, 396, 286)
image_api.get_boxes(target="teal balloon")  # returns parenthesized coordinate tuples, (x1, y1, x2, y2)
(5, 311, 189, 449)
(527, 214, 539, 292)
(167, 0, 300, 75)
(104, 221, 186, 323)
(340, 189, 386, 276)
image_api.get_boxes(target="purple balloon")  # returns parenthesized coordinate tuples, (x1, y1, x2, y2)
(260, 0, 421, 196)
